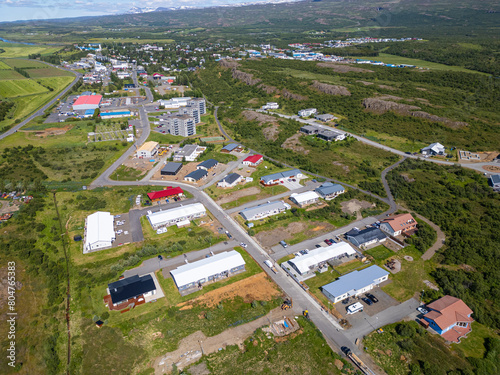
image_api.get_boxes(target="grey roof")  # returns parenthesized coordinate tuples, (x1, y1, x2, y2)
(490, 174, 500, 184)
(108, 275, 156, 305)
(321, 265, 389, 298)
(161, 162, 183, 173)
(261, 169, 301, 184)
(318, 129, 343, 138)
(220, 173, 241, 185)
(315, 114, 334, 120)
(222, 143, 239, 151)
(240, 201, 289, 220)
(185, 169, 208, 180)
(197, 159, 218, 169)
(300, 125, 319, 133)
(315, 182, 345, 196)
(177, 144, 199, 157)
(346, 227, 387, 247)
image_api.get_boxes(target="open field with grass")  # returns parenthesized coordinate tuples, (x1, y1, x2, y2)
(0, 69, 25, 80)
(347, 129, 428, 154)
(188, 317, 346, 375)
(365, 245, 394, 261)
(0, 42, 61, 58)
(0, 60, 12, 69)
(198, 143, 238, 164)
(3, 58, 48, 69)
(109, 164, 145, 181)
(0, 78, 48, 97)
(147, 130, 185, 144)
(28, 67, 74, 78)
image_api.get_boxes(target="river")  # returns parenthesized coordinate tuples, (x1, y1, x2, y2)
(0, 37, 35, 45)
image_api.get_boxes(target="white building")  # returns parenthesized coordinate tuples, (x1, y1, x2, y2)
(136, 141, 159, 158)
(173, 144, 206, 162)
(321, 265, 389, 303)
(298, 108, 317, 117)
(421, 142, 445, 156)
(165, 114, 196, 136)
(286, 242, 356, 276)
(83, 212, 115, 253)
(289, 191, 320, 207)
(158, 96, 192, 108)
(187, 98, 206, 115)
(170, 250, 246, 293)
(240, 200, 291, 221)
(261, 102, 279, 110)
(178, 106, 200, 124)
(217, 173, 243, 188)
(147, 203, 206, 229)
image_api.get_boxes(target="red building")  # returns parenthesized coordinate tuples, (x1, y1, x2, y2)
(147, 187, 184, 203)
(242, 154, 263, 167)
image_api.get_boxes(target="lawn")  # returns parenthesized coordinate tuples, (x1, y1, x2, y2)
(198, 144, 238, 164)
(109, 165, 145, 181)
(333, 258, 370, 275)
(365, 245, 394, 261)
(451, 321, 497, 359)
(304, 268, 342, 308)
(189, 317, 346, 375)
(147, 130, 185, 144)
(0, 78, 48, 97)
(351, 129, 427, 153)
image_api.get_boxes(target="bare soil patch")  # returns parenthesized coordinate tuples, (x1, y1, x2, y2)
(216, 186, 261, 205)
(258, 83, 278, 94)
(340, 199, 375, 215)
(255, 221, 334, 248)
(281, 133, 309, 155)
(179, 273, 281, 309)
(0, 200, 20, 214)
(317, 62, 373, 73)
(242, 110, 279, 126)
(25, 124, 72, 137)
(311, 80, 351, 96)
(219, 60, 240, 69)
(232, 69, 261, 86)
(378, 84, 398, 91)
(483, 165, 500, 173)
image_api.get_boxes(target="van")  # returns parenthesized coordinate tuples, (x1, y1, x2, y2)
(280, 240, 288, 248)
(347, 302, 363, 315)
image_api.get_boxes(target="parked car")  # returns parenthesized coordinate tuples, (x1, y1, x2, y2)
(280, 240, 288, 248)
(240, 242, 248, 248)
(342, 298, 350, 305)
(417, 306, 428, 315)
(362, 297, 373, 306)
(365, 293, 379, 303)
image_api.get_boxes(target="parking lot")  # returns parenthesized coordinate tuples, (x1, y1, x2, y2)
(112, 213, 133, 247)
(44, 95, 78, 123)
(336, 283, 399, 319)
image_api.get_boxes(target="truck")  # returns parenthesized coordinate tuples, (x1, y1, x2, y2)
(264, 260, 278, 274)
(341, 347, 375, 375)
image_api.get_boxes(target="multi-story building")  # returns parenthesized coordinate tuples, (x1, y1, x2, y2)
(165, 115, 196, 137)
(187, 98, 206, 115)
(178, 106, 200, 124)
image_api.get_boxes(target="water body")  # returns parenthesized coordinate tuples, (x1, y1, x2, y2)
(0, 37, 35, 45)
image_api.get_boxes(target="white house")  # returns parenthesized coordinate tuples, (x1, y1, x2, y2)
(136, 141, 159, 158)
(298, 108, 317, 117)
(147, 203, 206, 229)
(321, 265, 389, 303)
(217, 173, 243, 188)
(260, 169, 303, 186)
(421, 142, 445, 156)
(173, 145, 206, 162)
(240, 200, 291, 221)
(289, 191, 320, 207)
(261, 102, 279, 110)
(83, 212, 115, 253)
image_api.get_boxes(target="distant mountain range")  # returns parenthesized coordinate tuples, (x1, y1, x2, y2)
(124, 0, 301, 15)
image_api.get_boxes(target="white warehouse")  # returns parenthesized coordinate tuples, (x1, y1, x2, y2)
(289, 191, 320, 207)
(239, 200, 291, 221)
(83, 211, 115, 254)
(171, 250, 246, 295)
(147, 203, 206, 229)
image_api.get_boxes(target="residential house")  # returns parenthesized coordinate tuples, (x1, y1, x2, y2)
(242, 154, 263, 167)
(184, 169, 208, 182)
(315, 114, 335, 122)
(380, 213, 417, 236)
(300, 125, 319, 135)
(421, 142, 445, 156)
(489, 174, 500, 191)
(147, 203, 206, 229)
(173, 145, 206, 161)
(346, 227, 387, 249)
(261, 102, 279, 110)
(197, 159, 218, 171)
(239, 200, 291, 221)
(422, 296, 474, 343)
(217, 173, 243, 188)
(289, 191, 320, 207)
(315, 182, 345, 200)
(105, 274, 156, 310)
(321, 265, 389, 303)
(221, 143, 243, 153)
(260, 169, 303, 186)
(298, 108, 317, 117)
(317, 129, 345, 142)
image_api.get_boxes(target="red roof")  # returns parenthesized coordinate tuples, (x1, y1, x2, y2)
(73, 95, 102, 106)
(424, 295, 474, 331)
(147, 187, 183, 200)
(243, 154, 263, 164)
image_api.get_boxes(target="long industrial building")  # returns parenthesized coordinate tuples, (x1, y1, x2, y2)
(83, 211, 115, 253)
(146, 203, 206, 229)
(170, 250, 246, 294)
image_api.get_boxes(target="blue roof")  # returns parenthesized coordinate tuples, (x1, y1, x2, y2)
(261, 169, 301, 184)
(185, 169, 208, 181)
(197, 159, 218, 169)
(490, 174, 500, 184)
(84, 109, 95, 115)
(101, 111, 131, 117)
(315, 182, 345, 196)
(222, 143, 239, 151)
(322, 265, 389, 298)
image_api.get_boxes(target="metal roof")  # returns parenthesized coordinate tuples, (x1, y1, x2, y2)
(315, 182, 345, 196)
(239, 200, 290, 221)
(287, 242, 356, 274)
(222, 143, 239, 151)
(108, 274, 156, 305)
(346, 227, 387, 247)
(161, 162, 183, 174)
(321, 265, 389, 298)
(260, 169, 301, 184)
(220, 173, 242, 185)
(147, 203, 206, 227)
(171, 250, 245, 288)
(490, 174, 500, 184)
(185, 169, 208, 180)
(197, 159, 218, 169)
(290, 191, 319, 204)
(84, 211, 114, 250)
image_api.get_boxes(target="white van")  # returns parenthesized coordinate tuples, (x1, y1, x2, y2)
(347, 302, 364, 315)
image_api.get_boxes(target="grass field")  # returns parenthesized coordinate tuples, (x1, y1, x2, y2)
(3, 58, 48, 69)
(0, 60, 12, 69)
(147, 131, 185, 144)
(365, 245, 394, 261)
(358, 53, 486, 74)
(28, 67, 74, 78)
(276, 67, 344, 84)
(109, 165, 145, 181)
(0, 69, 26, 80)
(0, 78, 48, 97)
(37, 75, 74, 91)
(351, 129, 427, 153)
(0, 42, 61, 58)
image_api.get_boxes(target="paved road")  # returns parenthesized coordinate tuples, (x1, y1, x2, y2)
(380, 157, 406, 213)
(0, 64, 82, 140)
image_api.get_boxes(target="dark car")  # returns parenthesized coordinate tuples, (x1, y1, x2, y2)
(342, 298, 350, 305)
(365, 293, 379, 303)
(362, 297, 373, 306)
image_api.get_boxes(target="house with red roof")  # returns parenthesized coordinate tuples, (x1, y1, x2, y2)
(422, 295, 474, 343)
(147, 187, 184, 203)
(380, 213, 417, 236)
(242, 154, 263, 167)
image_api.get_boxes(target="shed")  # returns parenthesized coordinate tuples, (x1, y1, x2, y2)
(161, 162, 183, 176)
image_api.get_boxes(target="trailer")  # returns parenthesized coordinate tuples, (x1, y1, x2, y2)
(341, 347, 376, 375)
(264, 260, 278, 274)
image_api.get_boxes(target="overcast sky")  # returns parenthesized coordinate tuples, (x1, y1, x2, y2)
(0, 0, 294, 22)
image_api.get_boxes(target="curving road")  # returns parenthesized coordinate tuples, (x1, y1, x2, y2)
(0, 64, 82, 140)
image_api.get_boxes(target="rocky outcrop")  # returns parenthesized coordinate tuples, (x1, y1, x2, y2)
(231, 69, 261, 86)
(219, 60, 240, 69)
(281, 88, 308, 101)
(258, 83, 278, 94)
(311, 80, 351, 96)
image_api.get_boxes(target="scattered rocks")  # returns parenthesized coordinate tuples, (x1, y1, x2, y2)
(311, 80, 351, 96)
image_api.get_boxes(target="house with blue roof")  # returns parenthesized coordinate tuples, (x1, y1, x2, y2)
(346, 227, 387, 249)
(221, 143, 242, 153)
(321, 265, 389, 303)
(260, 169, 303, 186)
(184, 169, 208, 182)
(315, 182, 345, 200)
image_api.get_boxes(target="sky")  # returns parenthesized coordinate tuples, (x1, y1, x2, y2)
(0, 0, 292, 22)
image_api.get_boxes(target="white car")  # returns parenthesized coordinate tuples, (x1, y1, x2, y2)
(240, 242, 247, 248)
(417, 306, 428, 315)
